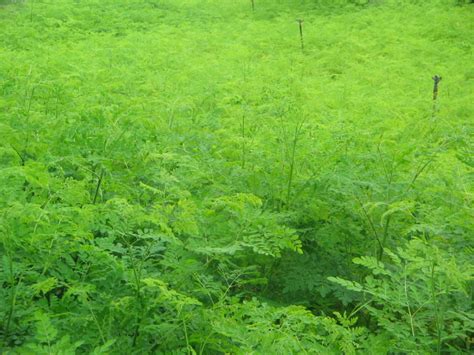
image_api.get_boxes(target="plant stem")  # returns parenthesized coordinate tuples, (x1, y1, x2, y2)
(183, 319, 191, 355)
(3, 257, 22, 346)
(403, 263, 415, 337)
(10, 145, 25, 166)
(127, 241, 151, 348)
(87, 302, 106, 344)
(286, 121, 304, 208)
(355, 194, 384, 260)
(23, 81, 35, 156)
(30, 0, 34, 21)
(241, 114, 246, 168)
(431, 262, 442, 354)
(92, 168, 105, 204)
(379, 215, 392, 261)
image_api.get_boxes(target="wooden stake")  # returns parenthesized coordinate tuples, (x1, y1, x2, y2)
(432, 75, 442, 101)
(431, 75, 442, 118)
(297, 19, 304, 51)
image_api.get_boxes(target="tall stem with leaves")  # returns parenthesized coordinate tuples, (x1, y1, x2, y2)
(120, 235, 152, 348)
(286, 120, 305, 209)
(430, 262, 442, 354)
(3, 254, 23, 346)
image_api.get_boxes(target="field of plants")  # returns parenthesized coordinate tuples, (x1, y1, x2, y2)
(0, 0, 473, 353)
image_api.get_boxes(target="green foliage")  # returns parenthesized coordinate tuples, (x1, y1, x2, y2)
(205, 299, 368, 354)
(330, 239, 473, 353)
(0, 0, 472, 353)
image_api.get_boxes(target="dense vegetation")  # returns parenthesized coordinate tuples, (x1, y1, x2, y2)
(0, 0, 473, 353)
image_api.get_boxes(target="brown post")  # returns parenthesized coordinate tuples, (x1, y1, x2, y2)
(432, 75, 442, 101)
(297, 19, 304, 50)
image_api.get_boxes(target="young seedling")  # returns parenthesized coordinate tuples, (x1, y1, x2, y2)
(297, 19, 304, 50)
(251, 0, 255, 11)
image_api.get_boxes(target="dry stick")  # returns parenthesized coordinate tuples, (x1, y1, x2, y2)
(432, 75, 442, 100)
(297, 19, 304, 51)
(432, 75, 442, 118)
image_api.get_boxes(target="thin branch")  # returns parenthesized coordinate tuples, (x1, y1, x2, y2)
(92, 169, 105, 204)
